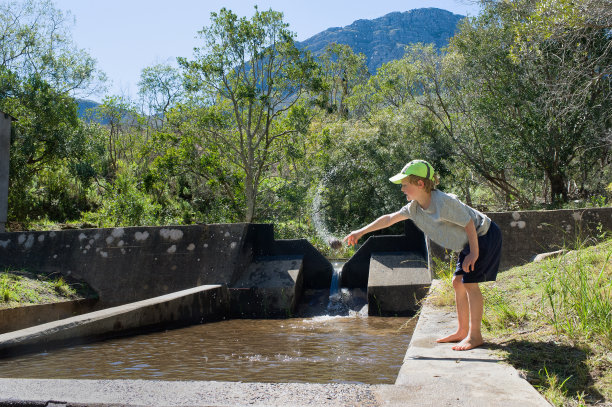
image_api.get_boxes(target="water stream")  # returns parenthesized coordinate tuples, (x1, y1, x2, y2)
(0, 264, 416, 384)
(0, 315, 415, 383)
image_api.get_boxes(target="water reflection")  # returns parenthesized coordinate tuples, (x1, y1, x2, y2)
(0, 316, 415, 384)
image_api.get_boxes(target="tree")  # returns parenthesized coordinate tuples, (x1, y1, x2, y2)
(317, 43, 370, 117)
(507, 0, 612, 201)
(138, 63, 184, 129)
(178, 7, 320, 222)
(0, 0, 105, 96)
(0, 0, 105, 224)
(94, 96, 143, 177)
(452, 0, 612, 203)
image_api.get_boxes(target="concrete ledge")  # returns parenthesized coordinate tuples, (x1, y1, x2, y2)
(0, 285, 229, 357)
(367, 253, 430, 316)
(384, 280, 551, 406)
(0, 298, 99, 334)
(230, 256, 303, 318)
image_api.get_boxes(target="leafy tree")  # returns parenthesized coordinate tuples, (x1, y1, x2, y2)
(138, 63, 184, 129)
(177, 7, 321, 222)
(452, 0, 611, 203)
(0, 0, 105, 96)
(0, 0, 105, 225)
(506, 0, 612, 201)
(317, 43, 370, 117)
(94, 96, 144, 177)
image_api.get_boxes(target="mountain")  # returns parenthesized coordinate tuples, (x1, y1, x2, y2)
(299, 8, 464, 73)
(77, 99, 103, 122)
(77, 8, 464, 118)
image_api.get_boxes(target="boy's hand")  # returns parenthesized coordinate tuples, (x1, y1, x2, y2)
(343, 231, 362, 247)
(462, 252, 478, 273)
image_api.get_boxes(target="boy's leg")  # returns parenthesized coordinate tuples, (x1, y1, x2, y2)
(452, 282, 484, 351)
(436, 275, 469, 343)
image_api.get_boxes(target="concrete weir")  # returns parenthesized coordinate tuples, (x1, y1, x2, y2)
(0, 219, 557, 405)
(0, 282, 550, 406)
(0, 220, 432, 360)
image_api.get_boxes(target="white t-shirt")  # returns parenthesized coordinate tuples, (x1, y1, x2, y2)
(399, 189, 491, 252)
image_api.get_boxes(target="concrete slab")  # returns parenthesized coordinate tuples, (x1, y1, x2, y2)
(230, 255, 303, 318)
(367, 252, 431, 316)
(0, 379, 382, 406)
(0, 285, 229, 357)
(386, 280, 551, 407)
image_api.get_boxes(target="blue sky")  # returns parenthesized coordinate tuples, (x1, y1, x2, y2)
(52, 0, 481, 102)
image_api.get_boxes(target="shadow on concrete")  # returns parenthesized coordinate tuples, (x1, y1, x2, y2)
(487, 339, 606, 404)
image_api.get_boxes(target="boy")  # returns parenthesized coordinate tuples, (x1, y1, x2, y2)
(343, 159, 502, 351)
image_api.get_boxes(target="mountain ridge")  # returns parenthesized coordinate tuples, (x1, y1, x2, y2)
(298, 7, 464, 73)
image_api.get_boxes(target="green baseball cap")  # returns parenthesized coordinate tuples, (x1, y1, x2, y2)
(389, 160, 435, 184)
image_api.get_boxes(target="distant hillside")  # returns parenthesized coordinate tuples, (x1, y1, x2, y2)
(77, 99, 103, 122)
(299, 8, 464, 73)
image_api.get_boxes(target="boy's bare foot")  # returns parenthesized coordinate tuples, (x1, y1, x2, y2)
(452, 335, 484, 351)
(436, 332, 467, 343)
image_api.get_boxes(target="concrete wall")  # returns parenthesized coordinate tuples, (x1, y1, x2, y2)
(0, 224, 252, 307)
(0, 223, 332, 308)
(0, 207, 608, 309)
(0, 111, 11, 233)
(429, 207, 612, 270)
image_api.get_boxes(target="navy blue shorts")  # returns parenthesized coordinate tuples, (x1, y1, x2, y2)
(454, 221, 502, 283)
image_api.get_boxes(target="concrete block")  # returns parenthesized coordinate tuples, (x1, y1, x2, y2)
(342, 220, 427, 289)
(230, 256, 303, 318)
(367, 252, 431, 316)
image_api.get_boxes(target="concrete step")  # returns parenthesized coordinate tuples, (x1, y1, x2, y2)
(229, 255, 303, 318)
(367, 252, 431, 316)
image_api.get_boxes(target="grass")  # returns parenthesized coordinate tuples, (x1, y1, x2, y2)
(0, 270, 95, 308)
(430, 237, 612, 406)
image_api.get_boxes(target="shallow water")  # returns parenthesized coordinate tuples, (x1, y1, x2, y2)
(0, 315, 415, 384)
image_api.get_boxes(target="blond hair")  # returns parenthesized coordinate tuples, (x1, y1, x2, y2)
(406, 174, 439, 193)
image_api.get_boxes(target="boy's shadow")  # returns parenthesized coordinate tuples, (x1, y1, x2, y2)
(485, 339, 606, 404)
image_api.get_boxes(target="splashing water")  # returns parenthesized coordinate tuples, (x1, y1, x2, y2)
(326, 261, 368, 316)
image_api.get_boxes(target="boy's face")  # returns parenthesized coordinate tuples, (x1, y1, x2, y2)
(400, 178, 423, 201)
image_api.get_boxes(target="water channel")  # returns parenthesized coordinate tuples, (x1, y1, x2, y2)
(0, 262, 417, 384)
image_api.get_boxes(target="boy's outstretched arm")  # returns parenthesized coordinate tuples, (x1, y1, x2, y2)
(343, 211, 408, 246)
